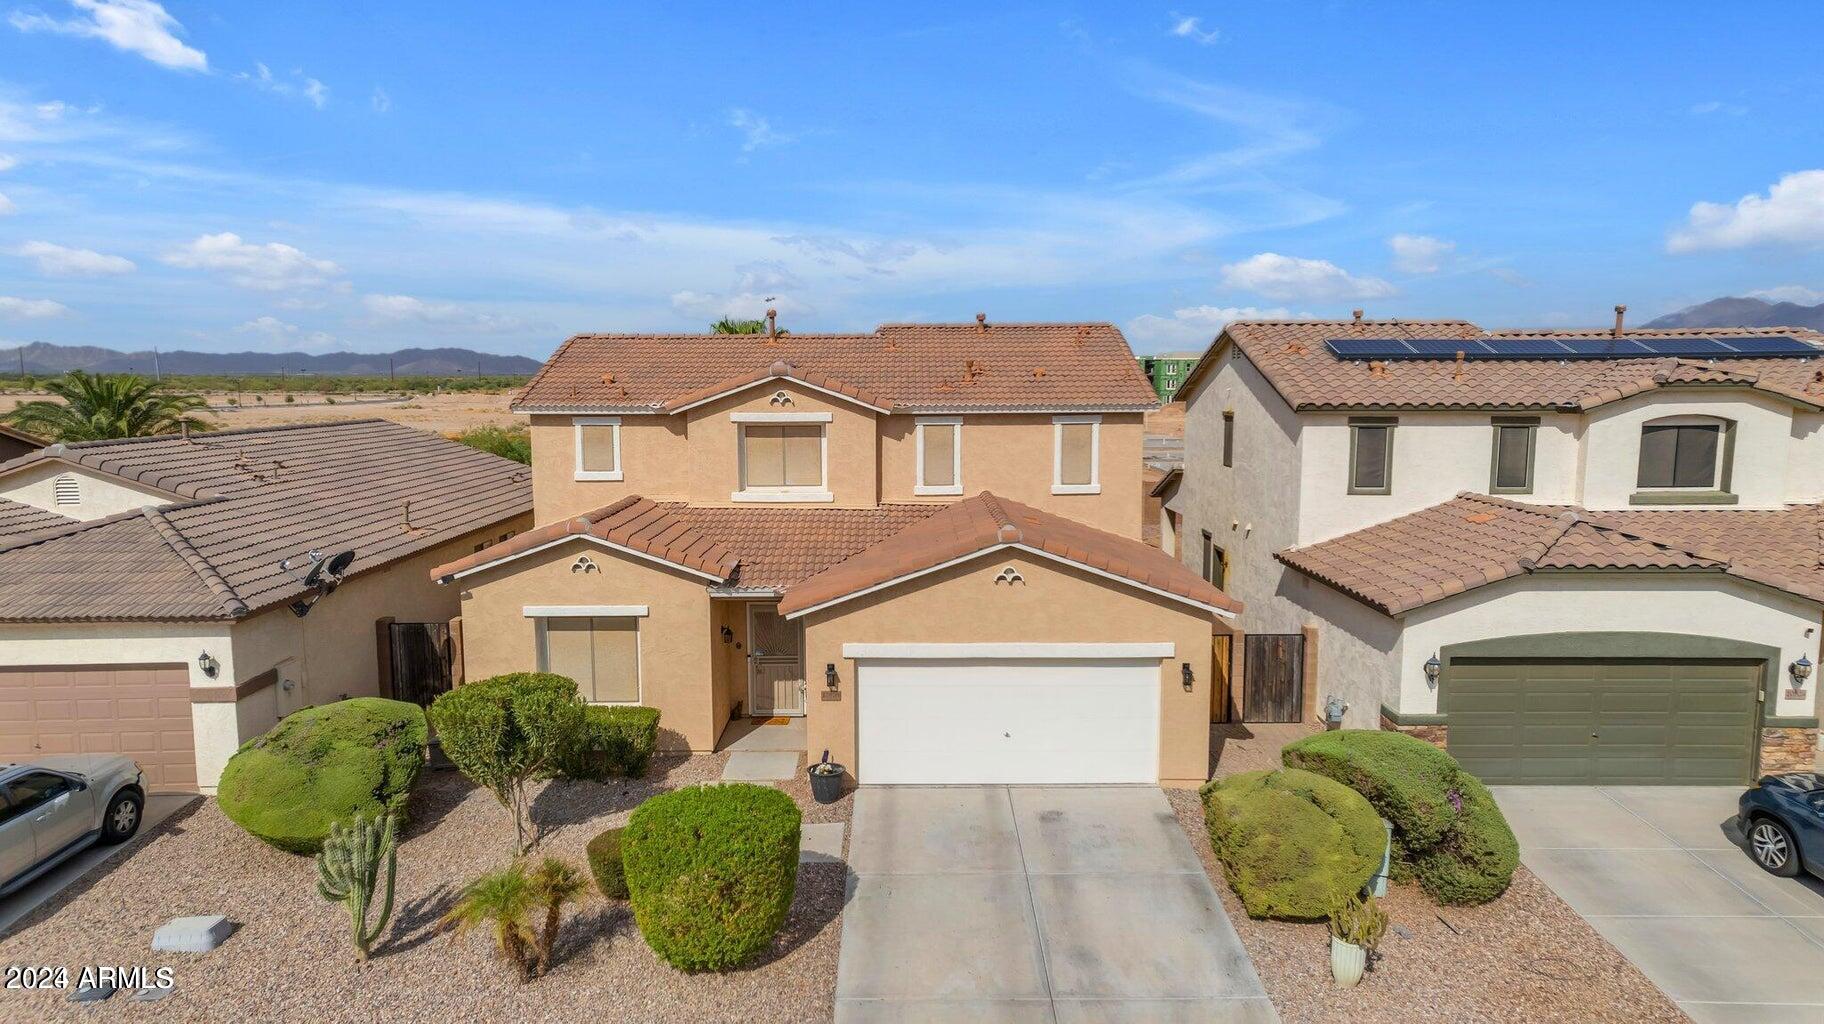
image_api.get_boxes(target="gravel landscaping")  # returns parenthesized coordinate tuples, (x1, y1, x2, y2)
(1166, 788, 1689, 1024)
(0, 751, 852, 1024)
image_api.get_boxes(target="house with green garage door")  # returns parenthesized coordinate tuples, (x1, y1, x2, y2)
(1166, 313, 1823, 784)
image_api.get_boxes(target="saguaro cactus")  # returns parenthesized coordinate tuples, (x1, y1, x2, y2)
(315, 813, 399, 961)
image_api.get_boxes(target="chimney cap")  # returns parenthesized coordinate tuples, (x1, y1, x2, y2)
(1352, 309, 1364, 322)
(1612, 304, 1628, 337)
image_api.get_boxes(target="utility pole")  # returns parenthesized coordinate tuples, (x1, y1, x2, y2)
(388, 355, 394, 384)
(153, 347, 161, 383)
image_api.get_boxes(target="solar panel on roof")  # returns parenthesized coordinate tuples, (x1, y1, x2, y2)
(1716, 336, 1822, 355)
(1484, 338, 1572, 357)
(1631, 337, 1732, 357)
(1402, 339, 1494, 357)
(1324, 335, 1820, 361)
(1327, 338, 1413, 359)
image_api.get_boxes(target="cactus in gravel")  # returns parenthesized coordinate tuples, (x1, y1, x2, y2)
(315, 813, 399, 961)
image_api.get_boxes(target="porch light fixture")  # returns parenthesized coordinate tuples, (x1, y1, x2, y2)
(719, 626, 734, 644)
(1792, 655, 1814, 687)
(198, 651, 220, 679)
(825, 663, 838, 691)
(1181, 663, 1195, 691)
(1423, 654, 1442, 688)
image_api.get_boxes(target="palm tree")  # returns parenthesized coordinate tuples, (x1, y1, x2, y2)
(442, 863, 541, 981)
(710, 317, 787, 336)
(527, 857, 589, 974)
(6, 370, 211, 442)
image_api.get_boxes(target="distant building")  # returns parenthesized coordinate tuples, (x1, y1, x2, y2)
(1139, 352, 1200, 401)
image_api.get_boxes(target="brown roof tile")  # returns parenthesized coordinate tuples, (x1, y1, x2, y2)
(0, 497, 74, 542)
(431, 496, 738, 582)
(514, 323, 1158, 412)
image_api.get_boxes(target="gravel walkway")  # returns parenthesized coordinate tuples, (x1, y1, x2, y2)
(1165, 788, 1690, 1024)
(0, 751, 853, 1024)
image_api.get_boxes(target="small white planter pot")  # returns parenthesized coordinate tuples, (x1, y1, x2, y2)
(1330, 936, 1367, 987)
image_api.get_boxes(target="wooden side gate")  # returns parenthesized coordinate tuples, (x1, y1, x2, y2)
(387, 621, 454, 708)
(1242, 633, 1305, 723)
(1210, 633, 1233, 723)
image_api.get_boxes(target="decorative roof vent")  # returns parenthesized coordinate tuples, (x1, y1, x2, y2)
(52, 474, 79, 506)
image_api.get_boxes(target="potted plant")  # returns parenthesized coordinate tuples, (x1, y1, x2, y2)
(807, 749, 845, 804)
(1327, 891, 1388, 987)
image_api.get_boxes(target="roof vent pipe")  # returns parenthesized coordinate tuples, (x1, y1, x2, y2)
(1613, 304, 1627, 337)
(1352, 309, 1364, 323)
(765, 308, 778, 339)
(976, 312, 988, 334)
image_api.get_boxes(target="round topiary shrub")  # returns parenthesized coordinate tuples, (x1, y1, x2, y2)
(622, 783, 801, 971)
(1200, 768, 1383, 920)
(1411, 776, 1519, 905)
(218, 697, 427, 855)
(587, 826, 628, 900)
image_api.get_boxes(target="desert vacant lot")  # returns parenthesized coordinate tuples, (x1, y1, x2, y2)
(0, 388, 521, 437)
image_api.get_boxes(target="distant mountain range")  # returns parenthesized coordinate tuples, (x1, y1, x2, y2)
(1644, 296, 1824, 332)
(0, 341, 540, 377)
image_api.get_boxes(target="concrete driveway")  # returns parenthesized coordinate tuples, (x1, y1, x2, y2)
(0, 792, 197, 935)
(1493, 786, 1824, 1024)
(835, 786, 1276, 1023)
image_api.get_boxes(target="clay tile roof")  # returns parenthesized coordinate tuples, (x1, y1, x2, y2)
(1172, 320, 1824, 412)
(776, 491, 1240, 618)
(0, 420, 532, 622)
(514, 323, 1158, 412)
(659, 362, 891, 413)
(1275, 493, 1824, 615)
(0, 497, 74, 543)
(662, 504, 943, 589)
(432, 495, 738, 582)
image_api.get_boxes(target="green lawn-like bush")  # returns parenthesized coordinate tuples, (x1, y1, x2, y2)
(586, 826, 628, 900)
(622, 783, 801, 971)
(1200, 768, 1383, 920)
(564, 705, 661, 780)
(1283, 729, 1518, 905)
(218, 698, 427, 855)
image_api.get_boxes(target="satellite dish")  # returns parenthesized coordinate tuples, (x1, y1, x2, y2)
(325, 550, 356, 578)
(301, 556, 330, 588)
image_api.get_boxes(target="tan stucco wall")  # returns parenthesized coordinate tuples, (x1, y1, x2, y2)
(683, 382, 879, 507)
(800, 550, 1214, 787)
(451, 535, 721, 751)
(0, 460, 175, 521)
(529, 414, 687, 524)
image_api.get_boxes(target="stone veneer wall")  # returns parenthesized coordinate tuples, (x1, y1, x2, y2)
(1380, 712, 1447, 749)
(1759, 727, 1820, 775)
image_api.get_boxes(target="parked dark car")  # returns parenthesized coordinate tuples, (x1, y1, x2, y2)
(1738, 773, 1824, 879)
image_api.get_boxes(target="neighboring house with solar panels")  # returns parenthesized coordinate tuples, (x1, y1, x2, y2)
(1167, 312, 1824, 784)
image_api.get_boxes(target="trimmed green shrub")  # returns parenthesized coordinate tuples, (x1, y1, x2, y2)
(1200, 768, 1382, 920)
(564, 705, 662, 780)
(219, 698, 427, 855)
(586, 827, 628, 900)
(1283, 729, 1517, 905)
(429, 672, 587, 853)
(622, 783, 801, 971)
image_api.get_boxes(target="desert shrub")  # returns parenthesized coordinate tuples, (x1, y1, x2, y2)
(219, 698, 427, 855)
(1200, 768, 1382, 920)
(622, 783, 801, 970)
(586, 827, 628, 899)
(429, 672, 586, 852)
(456, 424, 531, 465)
(563, 705, 661, 780)
(1283, 729, 1517, 904)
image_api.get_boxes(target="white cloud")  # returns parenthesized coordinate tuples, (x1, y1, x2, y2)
(1168, 12, 1220, 44)
(727, 108, 793, 152)
(1220, 252, 1395, 302)
(1387, 233, 1455, 274)
(161, 232, 342, 290)
(370, 87, 391, 114)
(17, 239, 135, 275)
(0, 191, 12, 215)
(233, 63, 329, 109)
(1126, 304, 1291, 349)
(1669, 170, 1824, 252)
(9, 0, 206, 72)
(235, 315, 335, 347)
(0, 296, 70, 318)
(1748, 285, 1824, 305)
(359, 293, 522, 333)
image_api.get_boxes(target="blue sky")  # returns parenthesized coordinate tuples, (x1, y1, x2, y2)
(3, 2, 1824, 358)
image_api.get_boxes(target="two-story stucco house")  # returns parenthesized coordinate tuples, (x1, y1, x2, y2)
(1166, 315, 1824, 785)
(433, 319, 1239, 788)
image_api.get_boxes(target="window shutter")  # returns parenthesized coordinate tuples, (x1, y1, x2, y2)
(589, 617, 640, 702)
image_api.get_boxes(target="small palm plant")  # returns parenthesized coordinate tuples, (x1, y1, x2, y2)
(5, 370, 211, 441)
(527, 857, 589, 975)
(442, 862, 541, 981)
(314, 814, 399, 962)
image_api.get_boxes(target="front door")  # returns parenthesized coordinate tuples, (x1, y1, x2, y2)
(747, 604, 805, 716)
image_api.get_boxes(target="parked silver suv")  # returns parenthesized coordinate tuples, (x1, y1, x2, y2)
(0, 755, 145, 897)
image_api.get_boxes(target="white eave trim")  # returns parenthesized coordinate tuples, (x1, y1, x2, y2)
(665, 375, 891, 416)
(440, 533, 728, 584)
(709, 586, 783, 598)
(730, 411, 833, 424)
(842, 642, 1176, 660)
(523, 604, 649, 617)
(893, 405, 1156, 414)
(781, 542, 1234, 620)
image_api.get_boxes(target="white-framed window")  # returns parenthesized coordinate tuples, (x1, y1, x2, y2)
(535, 614, 641, 703)
(1052, 415, 1101, 494)
(573, 417, 622, 481)
(914, 416, 963, 496)
(733, 411, 831, 502)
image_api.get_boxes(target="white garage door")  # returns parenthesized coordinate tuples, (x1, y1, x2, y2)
(856, 656, 1161, 785)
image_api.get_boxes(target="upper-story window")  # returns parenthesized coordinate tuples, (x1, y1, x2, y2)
(1636, 416, 1733, 497)
(1052, 415, 1101, 495)
(573, 417, 622, 481)
(1347, 417, 1396, 495)
(1221, 411, 1235, 468)
(1489, 416, 1538, 494)
(1200, 531, 1227, 589)
(733, 412, 831, 502)
(915, 417, 962, 496)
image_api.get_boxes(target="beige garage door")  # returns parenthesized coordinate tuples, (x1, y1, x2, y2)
(0, 664, 197, 792)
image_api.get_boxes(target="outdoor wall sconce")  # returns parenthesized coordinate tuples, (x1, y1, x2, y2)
(719, 626, 734, 644)
(1423, 654, 1442, 688)
(1792, 655, 1814, 687)
(198, 651, 220, 679)
(825, 663, 839, 691)
(1181, 663, 1195, 691)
